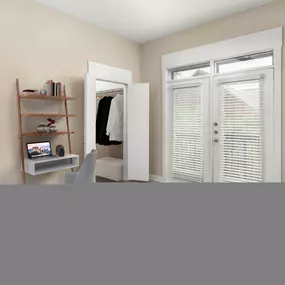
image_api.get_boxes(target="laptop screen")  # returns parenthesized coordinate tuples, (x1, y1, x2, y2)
(27, 142, 52, 158)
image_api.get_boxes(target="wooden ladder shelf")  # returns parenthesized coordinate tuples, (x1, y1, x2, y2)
(16, 79, 77, 184)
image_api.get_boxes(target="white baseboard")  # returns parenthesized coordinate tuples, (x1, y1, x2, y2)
(149, 175, 165, 183)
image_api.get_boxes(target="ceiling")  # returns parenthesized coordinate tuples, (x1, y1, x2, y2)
(36, 0, 275, 43)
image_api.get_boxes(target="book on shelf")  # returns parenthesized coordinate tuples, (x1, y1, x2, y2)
(44, 80, 64, 96)
(56, 82, 62, 97)
(58, 82, 62, 97)
(44, 80, 53, 96)
(53, 82, 56, 96)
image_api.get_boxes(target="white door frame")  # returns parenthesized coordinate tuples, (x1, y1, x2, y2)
(85, 61, 132, 180)
(162, 27, 283, 182)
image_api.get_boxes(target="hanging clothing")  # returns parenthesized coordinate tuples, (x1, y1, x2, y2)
(96, 97, 121, 146)
(106, 94, 124, 142)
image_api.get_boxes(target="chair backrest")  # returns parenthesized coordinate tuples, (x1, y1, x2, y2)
(74, 149, 96, 184)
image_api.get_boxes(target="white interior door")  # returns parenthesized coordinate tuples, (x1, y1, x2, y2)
(127, 83, 150, 181)
(84, 73, 97, 156)
(212, 68, 274, 182)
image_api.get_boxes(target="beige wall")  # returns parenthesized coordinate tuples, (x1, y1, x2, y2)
(141, 0, 285, 180)
(0, 0, 140, 184)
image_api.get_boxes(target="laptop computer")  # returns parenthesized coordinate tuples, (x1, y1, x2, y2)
(27, 141, 54, 160)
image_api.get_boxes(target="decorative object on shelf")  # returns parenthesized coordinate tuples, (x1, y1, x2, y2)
(56, 145, 65, 157)
(47, 118, 57, 133)
(22, 89, 45, 96)
(37, 123, 49, 133)
(40, 89, 47, 95)
(49, 125, 57, 132)
(23, 89, 37, 93)
(22, 90, 37, 95)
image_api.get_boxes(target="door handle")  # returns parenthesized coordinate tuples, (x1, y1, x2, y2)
(213, 138, 219, 143)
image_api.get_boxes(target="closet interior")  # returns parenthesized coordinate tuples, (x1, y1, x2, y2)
(95, 81, 125, 182)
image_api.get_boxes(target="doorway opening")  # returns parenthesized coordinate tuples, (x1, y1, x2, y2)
(84, 61, 150, 182)
(95, 80, 126, 182)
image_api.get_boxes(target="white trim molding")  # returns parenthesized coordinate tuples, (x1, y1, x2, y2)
(149, 175, 165, 183)
(88, 61, 132, 84)
(162, 27, 283, 183)
(162, 27, 283, 70)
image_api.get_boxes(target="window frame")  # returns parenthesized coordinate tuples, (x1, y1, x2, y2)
(168, 51, 274, 81)
(215, 51, 274, 74)
(170, 62, 211, 80)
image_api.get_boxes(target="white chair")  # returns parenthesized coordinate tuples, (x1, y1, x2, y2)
(64, 149, 96, 184)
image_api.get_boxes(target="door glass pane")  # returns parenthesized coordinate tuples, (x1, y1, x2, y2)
(216, 52, 273, 74)
(219, 79, 264, 182)
(172, 86, 203, 182)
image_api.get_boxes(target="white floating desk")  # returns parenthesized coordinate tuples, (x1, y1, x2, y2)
(24, 154, 79, 176)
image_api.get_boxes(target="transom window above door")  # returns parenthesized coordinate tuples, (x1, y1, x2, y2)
(171, 62, 211, 80)
(215, 51, 274, 74)
(169, 51, 274, 81)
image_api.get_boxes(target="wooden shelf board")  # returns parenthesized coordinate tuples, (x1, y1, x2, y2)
(21, 113, 76, 117)
(20, 94, 75, 101)
(23, 131, 75, 137)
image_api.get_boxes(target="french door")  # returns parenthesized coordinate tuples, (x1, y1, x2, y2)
(171, 68, 275, 183)
(171, 78, 211, 182)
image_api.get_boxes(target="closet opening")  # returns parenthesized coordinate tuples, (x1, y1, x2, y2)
(85, 61, 150, 182)
(95, 80, 126, 182)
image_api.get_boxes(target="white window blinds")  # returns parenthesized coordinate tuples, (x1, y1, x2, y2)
(218, 79, 264, 183)
(172, 86, 203, 182)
